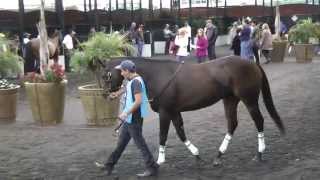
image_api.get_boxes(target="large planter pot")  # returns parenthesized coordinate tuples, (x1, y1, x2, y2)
(25, 80, 67, 125)
(271, 41, 288, 63)
(78, 84, 119, 126)
(294, 44, 314, 63)
(0, 86, 20, 122)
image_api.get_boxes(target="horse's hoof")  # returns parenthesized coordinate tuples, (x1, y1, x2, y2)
(195, 155, 202, 161)
(252, 152, 264, 162)
(213, 158, 222, 166)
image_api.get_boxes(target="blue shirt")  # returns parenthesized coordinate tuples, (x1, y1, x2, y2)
(123, 76, 149, 124)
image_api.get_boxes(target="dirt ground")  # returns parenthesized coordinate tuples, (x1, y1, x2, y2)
(1, 47, 320, 180)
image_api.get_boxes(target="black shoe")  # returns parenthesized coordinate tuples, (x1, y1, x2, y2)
(136, 169, 157, 177)
(136, 164, 159, 177)
(94, 161, 113, 175)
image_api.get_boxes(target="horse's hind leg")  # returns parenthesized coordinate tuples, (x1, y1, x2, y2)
(243, 98, 266, 162)
(157, 109, 172, 165)
(172, 112, 199, 157)
(214, 96, 240, 166)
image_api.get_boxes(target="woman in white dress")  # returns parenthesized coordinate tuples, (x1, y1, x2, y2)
(174, 28, 189, 62)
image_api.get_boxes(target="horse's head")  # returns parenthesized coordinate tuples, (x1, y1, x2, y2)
(102, 61, 124, 93)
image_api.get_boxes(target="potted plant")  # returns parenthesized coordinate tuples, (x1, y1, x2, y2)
(24, 0, 67, 125)
(24, 64, 66, 125)
(288, 18, 318, 63)
(71, 32, 134, 126)
(0, 33, 22, 122)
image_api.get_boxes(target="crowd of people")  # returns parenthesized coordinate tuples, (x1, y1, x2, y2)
(229, 17, 276, 64)
(162, 17, 291, 65)
(163, 19, 218, 63)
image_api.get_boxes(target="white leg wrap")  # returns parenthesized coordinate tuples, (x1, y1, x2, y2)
(157, 145, 166, 165)
(184, 140, 199, 156)
(258, 132, 266, 153)
(219, 133, 232, 154)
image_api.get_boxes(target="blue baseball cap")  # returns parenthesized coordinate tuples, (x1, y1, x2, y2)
(115, 60, 136, 71)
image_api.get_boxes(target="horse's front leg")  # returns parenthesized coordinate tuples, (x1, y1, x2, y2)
(172, 112, 199, 157)
(157, 109, 172, 165)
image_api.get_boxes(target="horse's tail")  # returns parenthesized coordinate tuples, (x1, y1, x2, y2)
(257, 65, 285, 135)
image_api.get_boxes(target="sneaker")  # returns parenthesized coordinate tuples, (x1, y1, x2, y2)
(264, 60, 271, 64)
(94, 161, 113, 175)
(136, 163, 159, 177)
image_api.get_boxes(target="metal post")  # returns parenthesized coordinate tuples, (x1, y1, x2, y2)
(149, 0, 153, 19)
(84, 0, 87, 12)
(89, 0, 92, 11)
(206, 0, 209, 17)
(55, 0, 64, 31)
(109, 0, 112, 26)
(188, 0, 192, 23)
(116, 0, 118, 10)
(131, 0, 134, 22)
(94, 0, 99, 29)
(18, 0, 25, 43)
(178, 0, 181, 23)
(139, 0, 142, 23)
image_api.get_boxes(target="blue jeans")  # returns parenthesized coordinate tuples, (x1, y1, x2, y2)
(105, 119, 157, 169)
(136, 41, 144, 57)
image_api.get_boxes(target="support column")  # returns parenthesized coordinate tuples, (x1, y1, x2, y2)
(55, 0, 65, 31)
(94, 0, 99, 29)
(149, 0, 153, 19)
(188, 0, 192, 23)
(18, 0, 25, 43)
(131, 0, 134, 22)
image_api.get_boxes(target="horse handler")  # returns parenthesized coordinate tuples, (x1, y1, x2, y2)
(95, 60, 159, 177)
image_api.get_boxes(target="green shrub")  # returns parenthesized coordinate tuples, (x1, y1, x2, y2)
(0, 33, 22, 79)
(288, 18, 318, 44)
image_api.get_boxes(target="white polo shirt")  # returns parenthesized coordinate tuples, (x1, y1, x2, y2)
(62, 34, 73, 50)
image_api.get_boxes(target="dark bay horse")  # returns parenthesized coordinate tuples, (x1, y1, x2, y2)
(24, 31, 60, 73)
(104, 56, 285, 165)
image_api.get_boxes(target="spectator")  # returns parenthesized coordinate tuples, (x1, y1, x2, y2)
(260, 23, 273, 64)
(89, 27, 96, 37)
(205, 19, 218, 60)
(136, 24, 144, 57)
(228, 22, 238, 45)
(22, 32, 31, 58)
(240, 19, 253, 61)
(174, 28, 189, 62)
(128, 22, 137, 44)
(251, 20, 261, 64)
(195, 28, 208, 63)
(62, 29, 76, 72)
(163, 24, 173, 55)
(231, 27, 241, 56)
(184, 21, 192, 52)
